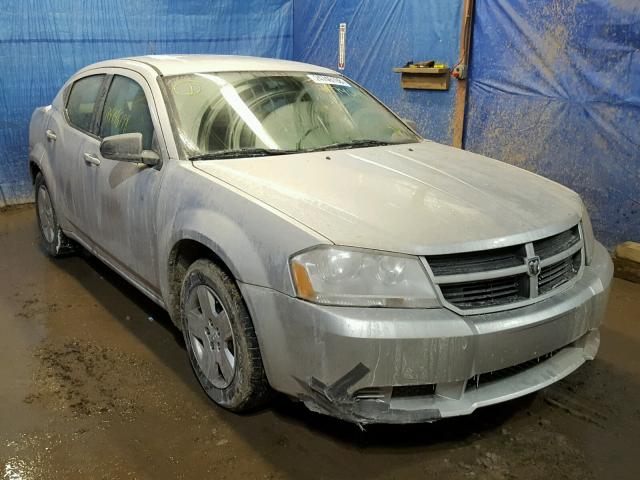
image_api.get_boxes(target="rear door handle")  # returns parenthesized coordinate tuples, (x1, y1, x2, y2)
(46, 129, 57, 142)
(83, 152, 101, 166)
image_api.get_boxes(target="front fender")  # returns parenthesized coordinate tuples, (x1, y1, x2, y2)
(159, 208, 266, 298)
(156, 162, 331, 319)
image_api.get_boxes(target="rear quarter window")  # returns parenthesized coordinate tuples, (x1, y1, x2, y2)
(66, 75, 105, 134)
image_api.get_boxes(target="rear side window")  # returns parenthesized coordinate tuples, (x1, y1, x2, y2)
(100, 76, 155, 150)
(66, 75, 105, 134)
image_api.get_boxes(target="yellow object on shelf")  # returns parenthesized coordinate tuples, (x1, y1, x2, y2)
(393, 63, 450, 90)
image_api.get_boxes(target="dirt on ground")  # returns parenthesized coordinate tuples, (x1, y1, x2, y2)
(1, 205, 639, 479)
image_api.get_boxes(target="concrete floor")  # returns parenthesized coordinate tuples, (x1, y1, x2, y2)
(1, 205, 639, 480)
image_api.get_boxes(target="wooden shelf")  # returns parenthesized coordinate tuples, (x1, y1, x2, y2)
(392, 67, 449, 74)
(393, 66, 450, 90)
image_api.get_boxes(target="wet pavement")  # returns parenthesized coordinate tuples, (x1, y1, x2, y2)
(1, 204, 640, 480)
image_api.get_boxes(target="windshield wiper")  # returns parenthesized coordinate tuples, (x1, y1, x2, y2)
(189, 140, 401, 159)
(189, 148, 299, 160)
(304, 139, 392, 152)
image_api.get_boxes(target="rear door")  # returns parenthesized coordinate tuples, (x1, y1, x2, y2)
(54, 73, 108, 234)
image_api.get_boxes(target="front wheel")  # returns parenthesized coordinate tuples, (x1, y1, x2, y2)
(180, 259, 272, 411)
(34, 172, 76, 257)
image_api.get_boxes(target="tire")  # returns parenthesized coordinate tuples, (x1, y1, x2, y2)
(180, 258, 272, 411)
(34, 172, 76, 257)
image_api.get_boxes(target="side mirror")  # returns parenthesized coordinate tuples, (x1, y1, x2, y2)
(100, 133, 160, 167)
(402, 118, 418, 132)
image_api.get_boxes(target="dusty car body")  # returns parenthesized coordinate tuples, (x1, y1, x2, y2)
(28, 55, 613, 424)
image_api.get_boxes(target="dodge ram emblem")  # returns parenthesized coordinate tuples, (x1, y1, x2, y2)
(527, 256, 541, 276)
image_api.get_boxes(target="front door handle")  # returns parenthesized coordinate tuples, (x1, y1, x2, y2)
(83, 152, 101, 166)
(46, 129, 57, 142)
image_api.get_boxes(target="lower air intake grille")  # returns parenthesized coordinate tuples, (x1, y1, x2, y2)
(466, 348, 563, 391)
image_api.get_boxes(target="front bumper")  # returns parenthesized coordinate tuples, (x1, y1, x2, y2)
(240, 242, 613, 424)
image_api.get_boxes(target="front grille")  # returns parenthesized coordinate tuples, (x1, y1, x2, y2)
(538, 251, 581, 294)
(533, 225, 580, 259)
(439, 275, 526, 309)
(426, 225, 583, 312)
(427, 244, 525, 276)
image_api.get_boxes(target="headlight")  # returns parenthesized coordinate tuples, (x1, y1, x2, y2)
(290, 246, 440, 308)
(581, 202, 595, 265)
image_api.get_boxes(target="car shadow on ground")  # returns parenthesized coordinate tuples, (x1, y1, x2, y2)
(269, 393, 535, 445)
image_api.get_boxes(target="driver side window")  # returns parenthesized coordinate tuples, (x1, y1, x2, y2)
(100, 76, 155, 150)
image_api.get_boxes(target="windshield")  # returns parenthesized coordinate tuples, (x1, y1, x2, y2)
(163, 71, 420, 158)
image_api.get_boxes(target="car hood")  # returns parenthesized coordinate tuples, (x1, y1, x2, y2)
(193, 141, 582, 255)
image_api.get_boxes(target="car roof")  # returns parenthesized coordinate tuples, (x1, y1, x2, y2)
(80, 54, 337, 76)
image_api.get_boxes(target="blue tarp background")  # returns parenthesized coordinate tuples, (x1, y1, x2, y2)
(1, 0, 637, 247)
(0, 0, 292, 206)
(465, 0, 639, 248)
(293, 0, 463, 144)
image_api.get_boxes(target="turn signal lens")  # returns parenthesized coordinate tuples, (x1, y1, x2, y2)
(291, 261, 315, 299)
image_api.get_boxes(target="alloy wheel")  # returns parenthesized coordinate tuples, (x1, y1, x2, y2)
(185, 284, 236, 389)
(37, 185, 55, 244)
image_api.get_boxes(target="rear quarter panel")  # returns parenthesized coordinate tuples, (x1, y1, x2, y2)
(28, 106, 51, 177)
(28, 82, 76, 220)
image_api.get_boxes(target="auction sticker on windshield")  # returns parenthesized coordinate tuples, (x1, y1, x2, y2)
(307, 74, 351, 87)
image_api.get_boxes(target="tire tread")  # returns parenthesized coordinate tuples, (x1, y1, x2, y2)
(181, 258, 272, 412)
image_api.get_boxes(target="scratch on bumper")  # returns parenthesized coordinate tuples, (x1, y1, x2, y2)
(294, 330, 599, 425)
(294, 362, 442, 425)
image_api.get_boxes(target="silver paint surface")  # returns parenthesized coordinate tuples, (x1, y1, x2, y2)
(28, 55, 613, 423)
(194, 142, 582, 255)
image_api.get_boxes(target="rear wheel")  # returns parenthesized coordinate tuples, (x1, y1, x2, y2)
(34, 172, 76, 257)
(180, 259, 271, 411)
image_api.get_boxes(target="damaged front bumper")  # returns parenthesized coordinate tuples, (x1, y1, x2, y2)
(240, 242, 613, 424)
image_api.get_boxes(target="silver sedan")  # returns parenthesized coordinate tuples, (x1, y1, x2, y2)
(28, 55, 613, 424)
